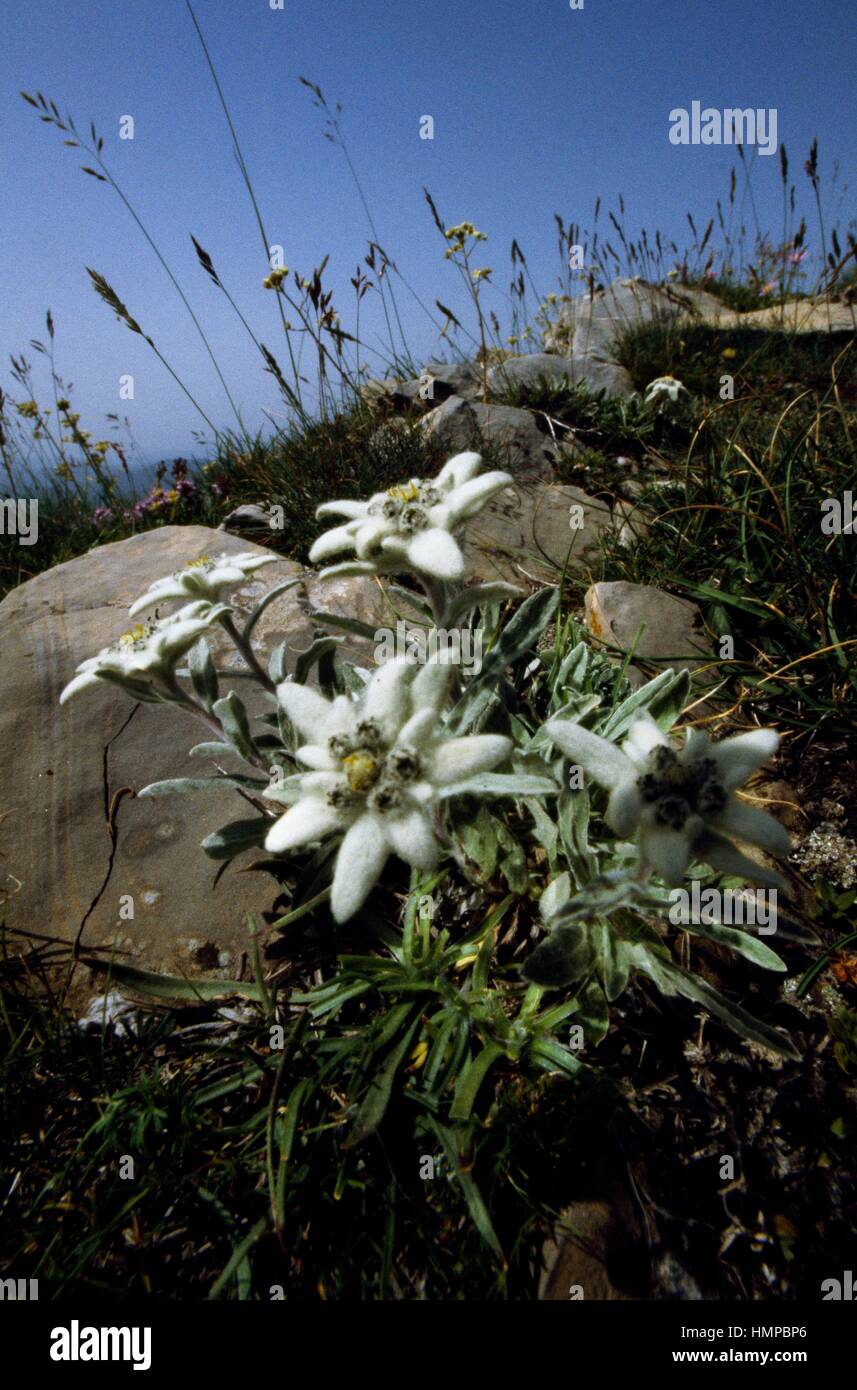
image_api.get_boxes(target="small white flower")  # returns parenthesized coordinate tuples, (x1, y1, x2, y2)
(308, 451, 512, 581)
(544, 713, 790, 888)
(59, 601, 230, 703)
(128, 551, 278, 616)
(644, 375, 688, 405)
(264, 659, 511, 922)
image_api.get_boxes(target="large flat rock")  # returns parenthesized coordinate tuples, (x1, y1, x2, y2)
(465, 482, 615, 585)
(0, 526, 406, 1006)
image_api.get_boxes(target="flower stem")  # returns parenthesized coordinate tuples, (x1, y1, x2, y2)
(220, 614, 277, 693)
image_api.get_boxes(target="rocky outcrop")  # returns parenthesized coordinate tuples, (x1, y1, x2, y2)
(543, 276, 731, 357)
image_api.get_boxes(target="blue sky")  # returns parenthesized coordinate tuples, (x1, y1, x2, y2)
(2, 0, 855, 466)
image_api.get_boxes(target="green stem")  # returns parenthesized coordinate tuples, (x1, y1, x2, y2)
(220, 613, 277, 693)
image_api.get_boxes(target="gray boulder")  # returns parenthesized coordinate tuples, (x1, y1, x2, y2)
(0, 526, 407, 1008)
(421, 395, 556, 479)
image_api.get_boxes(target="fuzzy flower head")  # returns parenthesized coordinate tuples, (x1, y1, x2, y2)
(59, 601, 230, 704)
(308, 451, 512, 582)
(128, 551, 278, 616)
(545, 713, 791, 888)
(264, 660, 511, 922)
(644, 375, 689, 405)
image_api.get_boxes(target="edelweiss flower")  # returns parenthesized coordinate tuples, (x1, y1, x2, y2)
(644, 375, 688, 404)
(545, 713, 791, 887)
(308, 451, 512, 581)
(59, 601, 230, 703)
(264, 660, 511, 922)
(128, 551, 278, 616)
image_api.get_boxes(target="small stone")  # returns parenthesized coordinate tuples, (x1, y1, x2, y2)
(218, 504, 280, 536)
(585, 580, 710, 682)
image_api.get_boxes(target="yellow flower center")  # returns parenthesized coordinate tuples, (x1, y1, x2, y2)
(387, 480, 420, 503)
(343, 751, 381, 793)
(186, 555, 211, 569)
(119, 624, 147, 648)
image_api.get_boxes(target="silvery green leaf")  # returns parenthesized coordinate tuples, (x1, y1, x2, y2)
(93, 670, 165, 703)
(676, 918, 787, 971)
(200, 817, 271, 860)
(525, 797, 559, 873)
(455, 804, 500, 880)
(551, 871, 641, 925)
(629, 944, 800, 1058)
(317, 644, 346, 698)
(139, 775, 268, 797)
(646, 667, 693, 728)
(188, 637, 219, 713)
(448, 586, 558, 732)
(593, 922, 632, 1001)
(529, 1038, 583, 1079)
(549, 692, 602, 724)
(538, 872, 571, 924)
(242, 577, 302, 642)
(497, 819, 528, 893)
(557, 786, 597, 880)
(190, 741, 240, 758)
(439, 772, 558, 798)
(522, 924, 594, 988)
(442, 582, 522, 628)
(334, 659, 368, 695)
(601, 667, 690, 740)
(480, 586, 558, 675)
(82, 958, 265, 1003)
(213, 690, 260, 762)
(386, 585, 432, 616)
(294, 635, 343, 685)
(268, 640, 288, 685)
(262, 773, 305, 806)
(556, 640, 589, 690)
(512, 749, 556, 779)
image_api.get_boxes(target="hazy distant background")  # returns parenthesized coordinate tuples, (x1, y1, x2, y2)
(2, 0, 854, 470)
